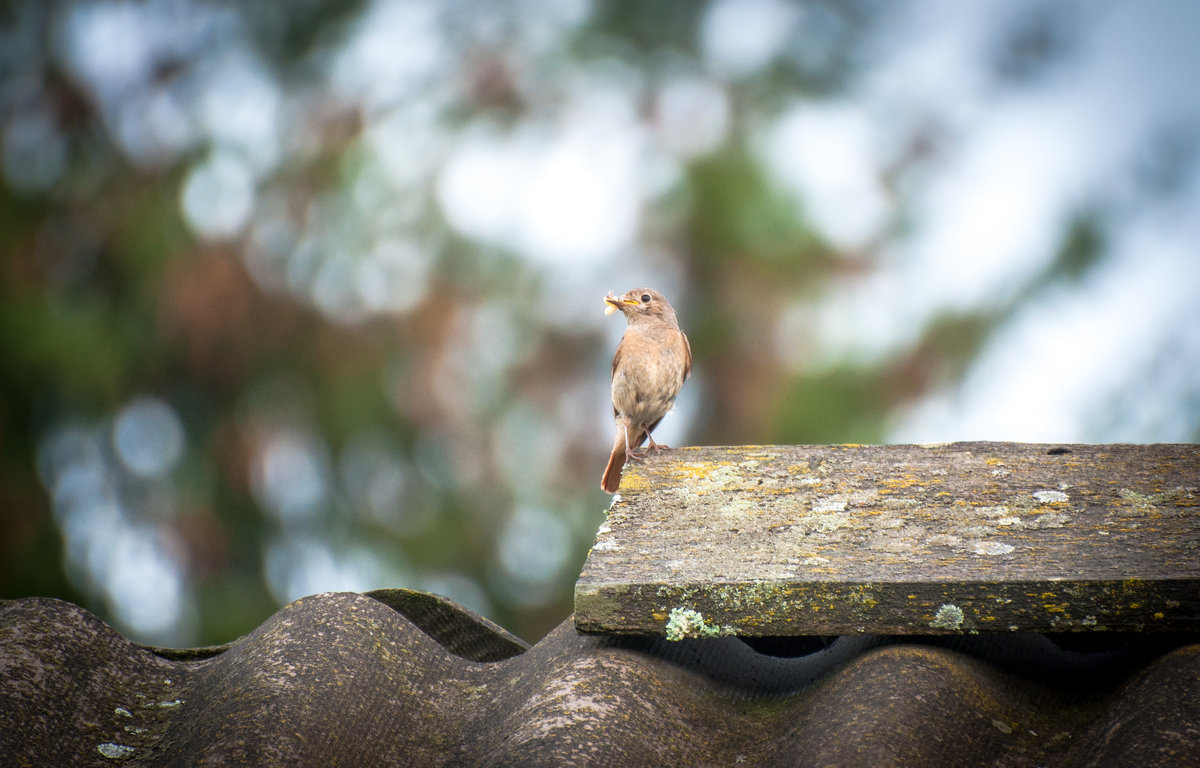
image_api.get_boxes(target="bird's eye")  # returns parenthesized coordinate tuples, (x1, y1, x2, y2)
(640, 294, 651, 303)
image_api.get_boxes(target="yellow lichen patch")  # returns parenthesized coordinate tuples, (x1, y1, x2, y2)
(621, 459, 747, 497)
(666, 460, 735, 482)
(878, 474, 928, 494)
(1115, 577, 1145, 592)
(616, 471, 653, 493)
(847, 585, 879, 610)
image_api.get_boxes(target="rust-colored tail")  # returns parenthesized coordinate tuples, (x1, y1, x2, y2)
(601, 428, 626, 493)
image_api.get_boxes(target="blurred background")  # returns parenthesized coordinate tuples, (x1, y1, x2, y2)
(2, 0, 1198, 646)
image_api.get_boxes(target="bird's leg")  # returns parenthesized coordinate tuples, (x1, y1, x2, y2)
(644, 431, 670, 453)
(625, 424, 652, 462)
(624, 422, 647, 463)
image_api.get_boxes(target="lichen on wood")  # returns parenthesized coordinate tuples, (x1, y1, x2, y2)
(575, 442, 1200, 636)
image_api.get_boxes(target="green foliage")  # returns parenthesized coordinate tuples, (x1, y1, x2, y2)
(688, 147, 825, 265)
(773, 365, 889, 445)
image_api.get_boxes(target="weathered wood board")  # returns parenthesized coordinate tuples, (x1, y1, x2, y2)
(575, 443, 1200, 637)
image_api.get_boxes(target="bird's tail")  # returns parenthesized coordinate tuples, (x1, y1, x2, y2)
(600, 428, 627, 493)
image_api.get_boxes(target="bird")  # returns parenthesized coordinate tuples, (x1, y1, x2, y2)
(601, 288, 692, 494)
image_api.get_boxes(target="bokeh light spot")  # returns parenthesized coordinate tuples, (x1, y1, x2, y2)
(495, 506, 571, 603)
(181, 151, 256, 239)
(701, 0, 800, 79)
(252, 431, 330, 522)
(112, 396, 186, 479)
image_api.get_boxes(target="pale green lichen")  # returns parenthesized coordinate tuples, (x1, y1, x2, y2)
(811, 499, 847, 513)
(1120, 486, 1192, 508)
(97, 742, 135, 760)
(720, 498, 758, 517)
(664, 607, 735, 640)
(973, 541, 1015, 556)
(930, 603, 965, 631)
(1033, 511, 1069, 528)
(1033, 490, 1069, 504)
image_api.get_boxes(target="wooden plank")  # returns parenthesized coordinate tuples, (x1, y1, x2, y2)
(574, 443, 1200, 636)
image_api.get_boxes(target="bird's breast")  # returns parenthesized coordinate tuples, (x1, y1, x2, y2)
(610, 327, 687, 424)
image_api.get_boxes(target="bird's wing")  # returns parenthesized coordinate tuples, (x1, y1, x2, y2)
(610, 332, 624, 379)
(610, 332, 624, 418)
(680, 330, 692, 381)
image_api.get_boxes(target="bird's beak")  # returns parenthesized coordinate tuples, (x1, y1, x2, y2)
(603, 293, 622, 315)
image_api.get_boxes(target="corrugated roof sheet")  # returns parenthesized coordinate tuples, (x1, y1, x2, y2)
(2, 589, 1197, 766)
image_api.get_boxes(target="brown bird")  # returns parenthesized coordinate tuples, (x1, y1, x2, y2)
(601, 288, 692, 493)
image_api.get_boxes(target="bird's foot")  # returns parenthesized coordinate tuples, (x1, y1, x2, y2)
(644, 434, 670, 453)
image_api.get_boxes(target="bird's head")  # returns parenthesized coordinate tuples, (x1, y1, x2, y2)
(603, 288, 677, 326)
